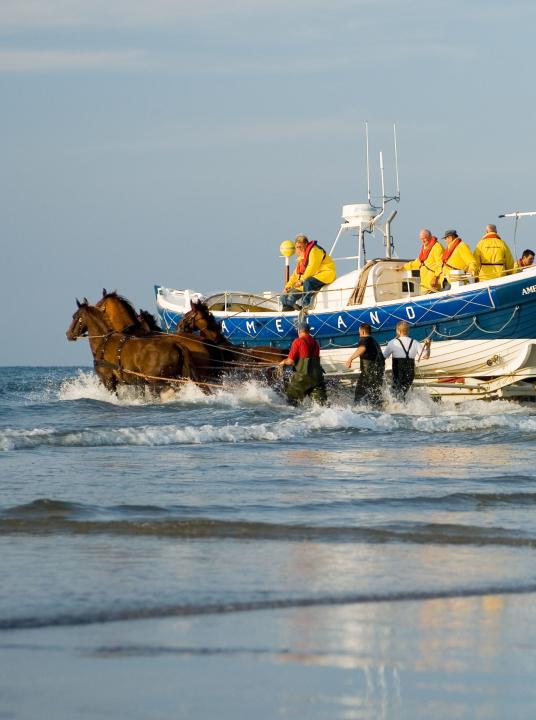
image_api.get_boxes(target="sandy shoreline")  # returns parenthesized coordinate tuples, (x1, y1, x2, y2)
(2, 591, 536, 719)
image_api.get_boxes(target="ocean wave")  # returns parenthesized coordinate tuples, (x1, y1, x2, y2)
(2, 582, 536, 631)
(3, 399, 536, 451)
(1, 512, 535, 548)
(4, 489, 535, 522)
(57, 370, 284, 407)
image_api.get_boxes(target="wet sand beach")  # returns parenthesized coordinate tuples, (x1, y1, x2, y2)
(2, 592, 536, 719)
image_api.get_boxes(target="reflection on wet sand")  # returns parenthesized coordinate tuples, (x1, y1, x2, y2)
(274, 593, 528, 718)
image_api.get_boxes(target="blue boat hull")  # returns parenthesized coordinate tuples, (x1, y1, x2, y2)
(155, 273, 536, 350)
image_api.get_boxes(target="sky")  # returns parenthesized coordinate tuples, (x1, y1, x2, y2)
(2, 0, 536, 365)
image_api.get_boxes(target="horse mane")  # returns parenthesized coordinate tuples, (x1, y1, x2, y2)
(192, 301, 216, 322)
(101, 290, 138, 320)
(138, 309, 160, 332)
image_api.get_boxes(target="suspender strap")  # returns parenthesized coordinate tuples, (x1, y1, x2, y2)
(396, 338, 414, 359)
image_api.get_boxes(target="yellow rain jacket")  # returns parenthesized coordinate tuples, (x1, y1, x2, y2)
(287, 242, 336, 290)
(403, 238, 444, 293)
(474, 232, 515, 281)
(438, 238, 477, 286)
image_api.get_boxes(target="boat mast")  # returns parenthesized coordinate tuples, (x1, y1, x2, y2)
(329, 123, 400, 270)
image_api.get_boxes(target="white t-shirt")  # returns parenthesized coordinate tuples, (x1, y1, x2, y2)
(383, 336, 425, 360)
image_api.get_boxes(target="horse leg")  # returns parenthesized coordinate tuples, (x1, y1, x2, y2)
(180, 345, 199, 383)
(103, 374, 118, 394)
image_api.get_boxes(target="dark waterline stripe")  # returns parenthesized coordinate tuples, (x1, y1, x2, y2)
(1, 517, 535, 548)
(5, 488, 536, 520)
(2, 584, 536, 632)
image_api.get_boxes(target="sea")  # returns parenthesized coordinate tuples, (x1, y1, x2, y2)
(2, 365, 536, 719)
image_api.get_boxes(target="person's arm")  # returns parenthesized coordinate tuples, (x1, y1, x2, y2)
(397, 258, 420, 272)
(473, 242, 482, 277)
(416, 338, 431, 361)
(284, 270, 299, 291)
(426, 244, 443, 288)
(345, 344, 365, 368)
(461, 244, 477, 277)
(382, 340, 394, 359)
(503, 243, 515, 274)
(427, 244, 444, 288)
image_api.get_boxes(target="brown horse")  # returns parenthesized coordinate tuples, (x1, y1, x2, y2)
(66, 301, 203, 392)
(95, 290, 214, 377)
(96, 289, 160, 336)
(177, 301, 288, 378)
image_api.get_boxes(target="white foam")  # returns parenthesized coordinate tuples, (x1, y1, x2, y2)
(57, 371, 283, 408)
(3, 370, 534, 451)
(58, 371, 127, 405)
(3, 398, 536, 451)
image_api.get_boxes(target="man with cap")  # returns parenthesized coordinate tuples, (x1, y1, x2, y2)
(434, 229, 476, 289)
(280, 234, 336, 311)
(279, 321, 327, 404)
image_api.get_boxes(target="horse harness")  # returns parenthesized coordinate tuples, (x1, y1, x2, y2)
(94, 332, 132, 376)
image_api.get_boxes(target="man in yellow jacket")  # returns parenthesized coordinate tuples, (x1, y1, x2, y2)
(474, 224, 515, 281)
(435, 230, 477, 289)
(281, 234, 336, 311)
(399, 228, 443, 293)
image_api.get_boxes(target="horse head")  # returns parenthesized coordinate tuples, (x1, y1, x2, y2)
(177, 301, 212, 333)
(66, 298, 90, 341)
(177, 307, 195, 334)
(138, 309, 160, 333)
(66, 300, 111, 341)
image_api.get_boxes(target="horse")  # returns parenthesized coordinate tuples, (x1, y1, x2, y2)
(95, 290, 214, 378)
(96, 289, 160, 336)
(176, 300, 288, 379)
(66, 300, 203, 393)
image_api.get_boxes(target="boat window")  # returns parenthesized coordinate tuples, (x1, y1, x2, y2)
(205, 293, 280, 313)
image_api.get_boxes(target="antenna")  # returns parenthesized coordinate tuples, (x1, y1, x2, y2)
(498, 210, 536, 258)
(379, 150, 385, 210)
(498, 211, 536, 218)
(365, 121, 371, 205)
(393, 123, 400, 200)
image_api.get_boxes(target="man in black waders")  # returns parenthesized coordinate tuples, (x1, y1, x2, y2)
(383, 320, 431, 400)
(279, 322, 327, 405)
(345, 323, 385, 408)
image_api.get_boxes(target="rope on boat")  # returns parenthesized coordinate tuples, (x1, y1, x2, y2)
(429, 306, 519, 339)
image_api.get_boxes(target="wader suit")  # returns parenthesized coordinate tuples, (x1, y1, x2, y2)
(285, 333, 327, 405)
(353, 336, 385, 408)
(383, 335, 428, 400)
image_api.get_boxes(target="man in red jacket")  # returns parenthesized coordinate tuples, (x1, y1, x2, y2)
(279, 322, 327, 404)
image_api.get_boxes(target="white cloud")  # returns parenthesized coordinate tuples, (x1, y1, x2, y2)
(73, 115, 363, 155)
(0, 0, 531, 31)
(0, 0, 342, 28)
(0, 49, 148, 72)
